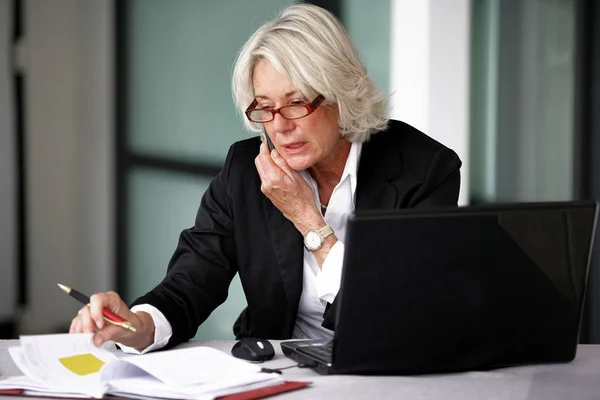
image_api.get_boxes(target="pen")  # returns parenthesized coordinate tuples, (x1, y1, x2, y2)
(57, 283, 137, 332)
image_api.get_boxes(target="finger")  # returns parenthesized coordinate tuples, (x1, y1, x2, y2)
(89, 291, 129, 331)
(105, 291, 127, 312)
(78, 306, 96, 334)
(89, 294, 108, 330)
(93, 324, 124, 347)
(270, 149, 295, 177)
(78, 308, 87, 332)
(69, 316, 79, 334)
(72, 309, 86, 333)
(256, 141, 277, 166)
(92, 331, 106, 347)
(255, 142, 271, 176)
(259, 140, 271, 156)
(254, 154, 267, 181)
(255, 152, 280, 188)
(93, 308, 142, 347)
(89, 293, 132, 347)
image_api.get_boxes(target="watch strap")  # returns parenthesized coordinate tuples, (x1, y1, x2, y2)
(317, 225, 334, 239)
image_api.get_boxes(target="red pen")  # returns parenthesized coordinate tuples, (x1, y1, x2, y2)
(57, 283, 137, 332)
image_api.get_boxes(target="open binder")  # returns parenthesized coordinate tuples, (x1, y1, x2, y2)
(0, 334, 309, 399)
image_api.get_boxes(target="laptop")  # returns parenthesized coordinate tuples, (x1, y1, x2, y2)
(282, 201, 599, 375)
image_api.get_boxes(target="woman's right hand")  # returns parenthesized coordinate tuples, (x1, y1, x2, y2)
(69, 291, 155, 350)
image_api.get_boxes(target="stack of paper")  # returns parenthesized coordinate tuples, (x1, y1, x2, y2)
(0, 334, 283, 399)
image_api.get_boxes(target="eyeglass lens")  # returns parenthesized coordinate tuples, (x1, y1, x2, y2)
(248, 105, 310, 122)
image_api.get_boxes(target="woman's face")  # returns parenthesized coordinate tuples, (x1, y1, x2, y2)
(252, 59, 342, 171)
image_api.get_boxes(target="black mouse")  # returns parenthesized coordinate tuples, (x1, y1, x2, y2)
(231, 338, 275, 362)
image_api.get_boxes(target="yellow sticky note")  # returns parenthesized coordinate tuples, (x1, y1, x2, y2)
(59, 353, 105, 376)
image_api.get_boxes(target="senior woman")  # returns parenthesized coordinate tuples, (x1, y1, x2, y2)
(71, 4, 461, 352)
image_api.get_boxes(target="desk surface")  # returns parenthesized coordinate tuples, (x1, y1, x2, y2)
(2, 340, 600, 400)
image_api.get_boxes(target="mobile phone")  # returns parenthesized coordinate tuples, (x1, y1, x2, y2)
(263, 127, 275, 151)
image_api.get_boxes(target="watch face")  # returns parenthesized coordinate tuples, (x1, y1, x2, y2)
(305, 231, 322, 250)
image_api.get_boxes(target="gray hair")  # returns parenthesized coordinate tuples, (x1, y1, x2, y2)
(231, 3, 388, 143)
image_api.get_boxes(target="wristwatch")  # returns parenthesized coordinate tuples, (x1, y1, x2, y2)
(304, 225, 334, 251)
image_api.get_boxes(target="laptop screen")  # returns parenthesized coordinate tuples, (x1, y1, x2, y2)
(330, 201, 598, 374)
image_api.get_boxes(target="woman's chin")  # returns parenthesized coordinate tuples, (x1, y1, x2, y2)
(285, 157, 314, 171)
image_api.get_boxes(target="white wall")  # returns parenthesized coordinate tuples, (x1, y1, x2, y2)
(0, 0, 17, 322)
(18, 0, 114, 333)
(390, 0, 471, 205)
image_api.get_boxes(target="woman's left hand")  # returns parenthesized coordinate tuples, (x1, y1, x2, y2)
(255, 141, 323, 234)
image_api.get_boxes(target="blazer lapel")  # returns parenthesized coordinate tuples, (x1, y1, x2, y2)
(356, 135, 403, 210)
(263, 197, 304, 332)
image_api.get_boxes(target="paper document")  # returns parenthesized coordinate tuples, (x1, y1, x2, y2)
(0, 333, 283, 399)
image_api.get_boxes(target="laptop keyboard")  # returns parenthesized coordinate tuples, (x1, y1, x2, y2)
(296, 341, 333, 363)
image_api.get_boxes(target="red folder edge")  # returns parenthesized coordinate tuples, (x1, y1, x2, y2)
(0, 381, 311, 400)
(217, 381, 312, 400)
(0, 389, 24, 396)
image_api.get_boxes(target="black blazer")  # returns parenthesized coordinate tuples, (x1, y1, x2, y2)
(132, 120, 462, 349)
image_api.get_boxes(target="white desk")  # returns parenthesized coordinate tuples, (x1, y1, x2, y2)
(2, 340, 600, 399)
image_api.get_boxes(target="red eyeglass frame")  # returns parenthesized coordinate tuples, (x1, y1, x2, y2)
(245, 94, 325, 122)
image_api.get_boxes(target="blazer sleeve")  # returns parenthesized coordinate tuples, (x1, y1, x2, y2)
(411, 146, 462, 208)
(130, 143, 239, 350)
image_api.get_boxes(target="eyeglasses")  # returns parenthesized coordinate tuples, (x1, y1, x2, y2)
(245, 94, 325, 123)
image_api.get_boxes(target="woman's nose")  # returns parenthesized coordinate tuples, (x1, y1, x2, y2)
(271, 112, 294, 134)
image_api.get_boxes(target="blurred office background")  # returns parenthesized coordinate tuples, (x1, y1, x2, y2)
(1, 0, 599, 342)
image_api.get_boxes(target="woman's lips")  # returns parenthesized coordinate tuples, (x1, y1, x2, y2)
(281, 142, 308, 154)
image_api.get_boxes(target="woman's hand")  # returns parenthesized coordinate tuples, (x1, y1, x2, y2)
(69, 291, 155, 351)
(255, 141, 324, 235)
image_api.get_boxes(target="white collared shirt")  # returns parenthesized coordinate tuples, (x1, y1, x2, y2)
(119, 141, 362, 353)
(292, 141, 361, 340)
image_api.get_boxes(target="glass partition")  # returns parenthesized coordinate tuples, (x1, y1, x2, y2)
(119, 0, 392, 339)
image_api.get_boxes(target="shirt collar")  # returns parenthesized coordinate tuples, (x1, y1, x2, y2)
(342, 141, 362, 200)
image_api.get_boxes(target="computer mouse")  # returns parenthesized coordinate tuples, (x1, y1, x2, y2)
(231, 338, 275, 362)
